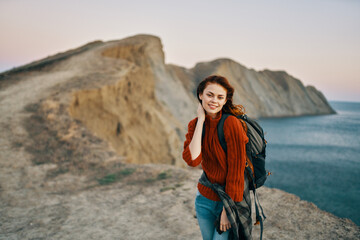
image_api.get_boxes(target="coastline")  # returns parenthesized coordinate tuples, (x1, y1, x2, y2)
(258, 100, 360, 226)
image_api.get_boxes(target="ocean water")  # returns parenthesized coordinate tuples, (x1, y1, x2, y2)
(258, 101, 360, 225)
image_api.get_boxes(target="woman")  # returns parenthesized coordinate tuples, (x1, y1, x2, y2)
(182, 75, 251, 240)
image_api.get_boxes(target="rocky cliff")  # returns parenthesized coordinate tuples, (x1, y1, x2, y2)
(0, 34, 335, 166)
(187, 60, 335, 118)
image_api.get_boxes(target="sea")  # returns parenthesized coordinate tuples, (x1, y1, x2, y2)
(258, 101, 360, 225)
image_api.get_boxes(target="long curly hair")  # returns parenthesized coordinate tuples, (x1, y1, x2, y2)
(196, 75, 246, 117)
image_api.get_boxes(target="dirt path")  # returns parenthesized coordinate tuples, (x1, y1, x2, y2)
(0, 70, 75, 199)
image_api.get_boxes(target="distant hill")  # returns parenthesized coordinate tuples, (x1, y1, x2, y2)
(0, 34, 335, 166)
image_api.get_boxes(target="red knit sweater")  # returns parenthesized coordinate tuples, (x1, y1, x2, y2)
(182, 111, 249, 202)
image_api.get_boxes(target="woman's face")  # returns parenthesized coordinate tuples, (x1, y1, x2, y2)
(199, 83, 227, 118)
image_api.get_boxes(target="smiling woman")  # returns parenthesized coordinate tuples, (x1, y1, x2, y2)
(199, 84, 227, 119)
(196, 76, 246, 118)
(182, 75, 251, 240)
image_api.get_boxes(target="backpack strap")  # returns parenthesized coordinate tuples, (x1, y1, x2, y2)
(202, 121, 205, 141)
(201, 112, 230, 152)
(217, 113, 231, 153)
(253, 188, 266, 240)
(217, 113, 250, 154)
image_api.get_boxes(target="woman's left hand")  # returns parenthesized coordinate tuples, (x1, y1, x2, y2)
(220, 207, 231, 232)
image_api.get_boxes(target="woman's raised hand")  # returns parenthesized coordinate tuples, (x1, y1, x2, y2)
(197, 103, 206, 122)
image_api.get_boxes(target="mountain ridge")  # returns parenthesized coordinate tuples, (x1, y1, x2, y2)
(0, 34, 336, 167)
(0, 34, 335, 119)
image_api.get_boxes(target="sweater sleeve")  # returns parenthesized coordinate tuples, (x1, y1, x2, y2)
(182, 118, 202, 167)
(223, 116, 249, 201)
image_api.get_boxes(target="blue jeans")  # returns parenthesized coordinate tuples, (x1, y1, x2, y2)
(195, 190, 230, 240)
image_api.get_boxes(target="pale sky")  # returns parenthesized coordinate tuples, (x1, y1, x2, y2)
(1, 0, 359, 101)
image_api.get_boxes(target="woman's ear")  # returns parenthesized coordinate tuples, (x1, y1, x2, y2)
(199, 93, 203, 100)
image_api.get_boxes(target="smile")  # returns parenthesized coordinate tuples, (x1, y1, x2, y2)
(208, 104, 218, 110)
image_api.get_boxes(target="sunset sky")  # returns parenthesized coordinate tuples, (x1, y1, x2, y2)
(1, 0, 359, 101)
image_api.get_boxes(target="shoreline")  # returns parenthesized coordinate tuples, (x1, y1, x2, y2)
(264, 185, 359, 227)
